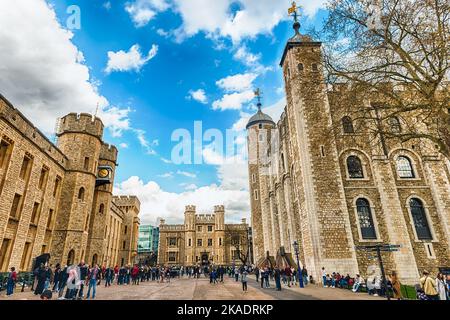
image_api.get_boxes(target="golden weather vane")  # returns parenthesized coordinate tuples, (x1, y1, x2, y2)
(288, 1, 300, 22)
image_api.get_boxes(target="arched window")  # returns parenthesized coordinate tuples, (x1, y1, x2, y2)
(396, 156, 415, 178)
(92, 254, 98, 266)
(67, 249, 75, 266)
(298, 63, 304, 72)
(347, 156, 364, 178)
(342, 116, 355, 133)
(356, 199, 376, 239)
(99, 204, 105, 214)
(410, 198, 432, 240)
(389, 117, 402, 133)
(78, 187, 85, 201)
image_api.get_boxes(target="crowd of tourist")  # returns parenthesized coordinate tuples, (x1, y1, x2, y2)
(2, 262, 449, 300)
(319, 267, 450, 300)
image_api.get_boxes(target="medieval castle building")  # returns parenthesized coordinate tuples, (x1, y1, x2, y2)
(247, 21, 450, 284)
(158, 205, 249, 266)
(0, 94, 140, 271)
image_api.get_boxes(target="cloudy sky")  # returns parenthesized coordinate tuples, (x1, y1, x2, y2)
(0, 0, 328, 225)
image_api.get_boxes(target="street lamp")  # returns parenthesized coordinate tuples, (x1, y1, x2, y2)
(293, 241, 304, 288)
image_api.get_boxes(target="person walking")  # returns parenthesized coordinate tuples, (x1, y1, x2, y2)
(274, 266, 282, 291)
(53, 264, 61, 292)
(6, 267, 17, 297)
(420, 270, 438, 300)
(302, 266, 308, 286)
(86, 264, 100, 300)
(241, 269, 248, 293)
(254, 267, 260, 283)
(34, 264, 47, 295)
(321, 267, 327, 288)
(77, 261, 88, 299)
(436, 273, 447, 301)
(390, 271, 402, 300)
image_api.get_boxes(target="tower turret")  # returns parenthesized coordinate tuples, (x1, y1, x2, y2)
(246, 90, 276, 265)
(50, 113, 104, 265)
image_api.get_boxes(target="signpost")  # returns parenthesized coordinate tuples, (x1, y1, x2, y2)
(355, 244, 401, 301)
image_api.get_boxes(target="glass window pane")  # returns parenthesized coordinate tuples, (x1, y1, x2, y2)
(347, 156, 364, 178)
(410, 199, 432, 240)
(397, 156, 414, 178)
(357, 199, 376, 239)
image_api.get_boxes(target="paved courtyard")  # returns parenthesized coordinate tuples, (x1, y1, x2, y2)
(0, 276, 383, 300)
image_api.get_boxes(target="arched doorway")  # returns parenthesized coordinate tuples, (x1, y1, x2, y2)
(67, 249, 75, 266)
(92, 254, 98, 266)
(201, 253, 209, 266)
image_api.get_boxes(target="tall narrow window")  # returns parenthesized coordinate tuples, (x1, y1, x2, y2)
(78, 187, 85, 201)
(0, 140, 11, 169)
(281, 153, 286, 172)
(19, 155, 31, 180)
(10, 194, 22, 219)
(38, 167, 49, 190)
(30, 202, 40, 225)
(208, 239, 213, 247)
(342, 116, 355, 133)
(356, 198, 376, 239)
(47, 209, 54, 229)
(124, 226, 128, 234)
(389, 117, 402, 133)
(254, 189, 259, 200)
(347, 156, 364, 179)
(53, 177, 61, 197)
(397, 156, 415, 178)
(298, 63, 304, 72)
(67, 250, 75, 266)
(99, 204, 105, 214)
(312, 63, 318, 71)
(188, 239, 192, 247)
(84, 157, 90, 171)
(410, 198, 432, 240)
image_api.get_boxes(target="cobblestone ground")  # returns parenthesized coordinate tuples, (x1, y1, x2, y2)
(0, 277, 384, 301)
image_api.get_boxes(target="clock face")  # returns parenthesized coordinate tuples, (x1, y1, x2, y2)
(98, 168, 109, 179)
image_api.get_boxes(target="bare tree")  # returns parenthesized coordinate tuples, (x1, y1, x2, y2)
(317, 0, 450, 157)
(225, 227, 250, 266)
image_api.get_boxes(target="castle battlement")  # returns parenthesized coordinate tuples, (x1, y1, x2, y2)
(214, 205, 225, 212)
(185, 205, 196, 212)
(195, 214, 215, 223)
(100, 143, 118, 163)
(57, 112, 104, 139)
(112, 195, 141, 212)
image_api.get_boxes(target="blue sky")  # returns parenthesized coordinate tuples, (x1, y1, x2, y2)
(0, 0, 328, 224)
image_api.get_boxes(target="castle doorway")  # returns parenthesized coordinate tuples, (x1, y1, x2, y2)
(201, 253, 209, 266)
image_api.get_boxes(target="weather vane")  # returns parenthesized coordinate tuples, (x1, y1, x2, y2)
(254, 88, 263, 106)
(288, 1, 300, 22)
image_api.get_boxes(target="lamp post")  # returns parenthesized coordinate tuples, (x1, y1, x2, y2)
(293, 241, 304, 288)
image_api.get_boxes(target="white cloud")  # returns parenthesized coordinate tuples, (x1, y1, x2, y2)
(216, 73, 257, 92)
(105, 44, 158, 73)
(176, 170, 196, 178)
(180, 183, 198, 191)
(134, 129, 158, 155)
(233, 45, 273, 74)
(114, 177, 249, 225)
(119, 143, 129, 149)
(189, 89, 208, 104)
(158, 172, 174, 178)
(160, 157, 173, 164)
(0, 0, 132, 136)
(103, 2, 112, 10)
(125, 0, 327, 42)
(125, 0, 170, 27)
(212, 90, 255, 111)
